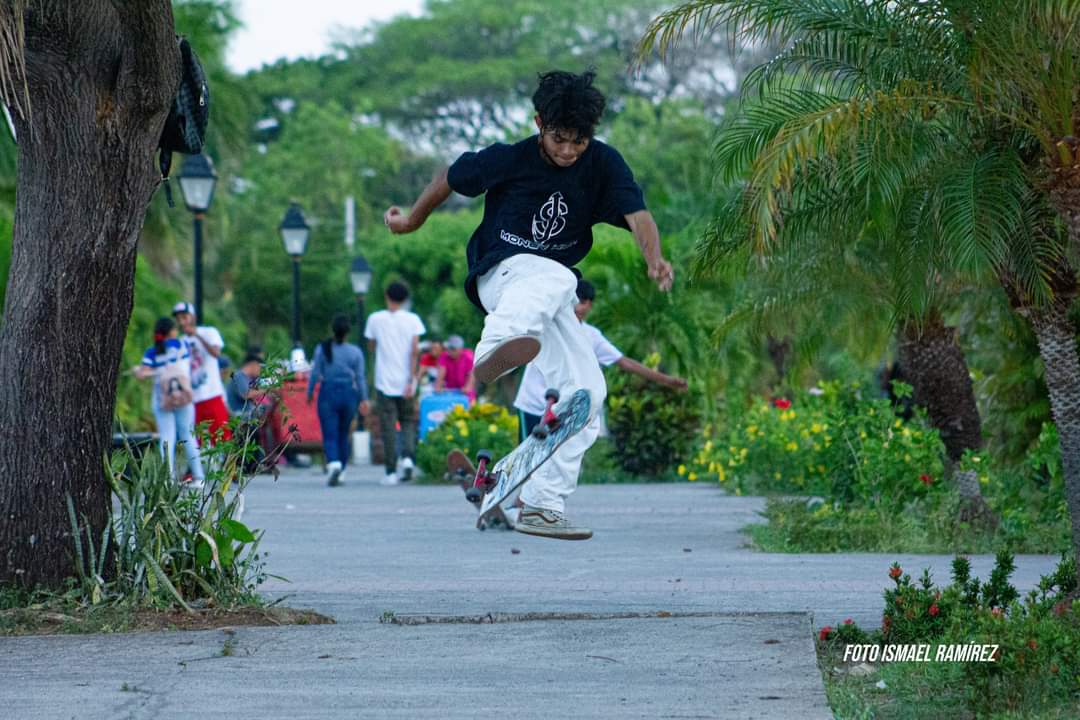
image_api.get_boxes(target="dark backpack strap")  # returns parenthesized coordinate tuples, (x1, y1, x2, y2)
(160, 149, 175, 208)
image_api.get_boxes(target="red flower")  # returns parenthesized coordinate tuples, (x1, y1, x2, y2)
(773, 398, 792, 410)
(818, 626, 833, 642)
(882, 615, 891, 631)
(843, 618, 853, 625)
(928, 604, 940, 617)
(889, 565, 902, 580)
(919, 473, 933, 486)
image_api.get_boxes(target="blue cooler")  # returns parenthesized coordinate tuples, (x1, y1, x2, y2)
(419, 392, 471, 440)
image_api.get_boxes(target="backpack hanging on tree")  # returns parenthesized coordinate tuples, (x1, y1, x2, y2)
(158, 361, 194, 411)
(158, 36, 210, 207)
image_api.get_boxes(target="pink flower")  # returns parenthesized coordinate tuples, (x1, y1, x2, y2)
(818, 626, 833, 642)
(843, 618, 853, 625)
(990, 607, 1003, 619)
(773, 398, 792, 410)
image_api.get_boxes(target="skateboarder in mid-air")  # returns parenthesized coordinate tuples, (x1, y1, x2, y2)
(385, 70, 674, 540)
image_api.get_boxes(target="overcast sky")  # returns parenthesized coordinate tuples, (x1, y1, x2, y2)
(227, 0, 426, 73)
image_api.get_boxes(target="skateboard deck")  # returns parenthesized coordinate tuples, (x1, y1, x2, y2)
(476, 389, 591, 529)
(446, 449, 513, 530)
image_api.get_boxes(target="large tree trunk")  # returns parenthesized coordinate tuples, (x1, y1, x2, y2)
(0, 2, 178, 589)
(897, 314, 997, 526)
(1020, 294, 1080, 577)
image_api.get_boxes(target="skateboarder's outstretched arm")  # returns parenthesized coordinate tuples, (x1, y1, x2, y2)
(384, 167, 452, 234)
(625, 209, 674, 292)
(615, 356, 688, 392)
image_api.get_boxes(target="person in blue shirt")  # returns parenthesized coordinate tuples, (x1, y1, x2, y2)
(308, 314, 369, 487)
(133, 316, 206, 490)
(384, 70, 675, 540)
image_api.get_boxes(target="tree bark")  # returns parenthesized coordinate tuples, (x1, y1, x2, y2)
(897, 314, 997, 526)
(0, 1, 178, 589)
(1020, 295, 1080, 576)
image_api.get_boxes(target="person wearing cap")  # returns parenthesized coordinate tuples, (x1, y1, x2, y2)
(435, 334, 475, 402)
(172, 301, 232, 445)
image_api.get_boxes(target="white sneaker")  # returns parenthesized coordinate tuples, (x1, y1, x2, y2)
(327, 460, 343, 487)
(380, 472, 400, 486)
(400, 457, 415, 482)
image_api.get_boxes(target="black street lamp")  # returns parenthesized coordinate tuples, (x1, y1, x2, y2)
(178, 153, 218, 317)
(350, 254, 373, 345)
(280, 202, 310, 349)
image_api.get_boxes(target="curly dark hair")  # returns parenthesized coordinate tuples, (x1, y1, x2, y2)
(531, 70, 606, 140)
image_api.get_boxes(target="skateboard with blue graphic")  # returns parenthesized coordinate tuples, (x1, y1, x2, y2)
(469, 388, 591, 530)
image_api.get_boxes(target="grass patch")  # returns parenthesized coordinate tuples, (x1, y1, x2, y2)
(745, 497, 1070, 555)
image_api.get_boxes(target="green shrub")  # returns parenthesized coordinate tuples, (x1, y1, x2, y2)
(818, 552, 1080, 717)
(688, 380, 946, 503)
(606, 353, 701, 476)
(415, 402, 518, 478)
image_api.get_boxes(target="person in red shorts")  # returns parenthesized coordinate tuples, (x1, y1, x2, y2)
(173, 302, 233, 444)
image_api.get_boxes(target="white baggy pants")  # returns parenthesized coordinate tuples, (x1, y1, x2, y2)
(476, 254, 605, 513)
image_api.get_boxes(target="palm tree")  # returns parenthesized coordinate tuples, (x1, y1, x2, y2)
(640, 0, 1080, 550)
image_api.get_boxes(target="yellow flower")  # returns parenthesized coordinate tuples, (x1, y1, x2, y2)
(894, 419, 902, 428)
(717, 466, 726, 482)
(459, 427, 470, 437)
(811, 423, 824, 434)
(980, 474, 989, 485)
(972, 456, 982, 464)
(786, 441, 798, 452)
(901, 427, 912, 438)
(688, 472, 698, 481)
(859, 431, 867, 439)
(747, 425, 759, 436)
(488, 424, 499, 434)
(817, 465, 826, 474)
(677, 464, 687, 476)
(774, 472, 781, 480)
(703, 440, 713, 452)
(739, 448, 748, 458)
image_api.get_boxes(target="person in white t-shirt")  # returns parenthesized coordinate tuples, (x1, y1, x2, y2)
(364, 282, 426, 485)
(173, 302, 232, 445)
(485, 279, 687, 527)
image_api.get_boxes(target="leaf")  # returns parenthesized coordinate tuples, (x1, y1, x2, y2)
(221, 519, 256, 544)
(198, 530, 221, 569)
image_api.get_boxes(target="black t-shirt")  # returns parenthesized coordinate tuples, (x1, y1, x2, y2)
(447, 136, 646, 310)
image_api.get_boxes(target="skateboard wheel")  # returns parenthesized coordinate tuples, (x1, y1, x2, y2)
(465, 487, 484, 504)
(476, 449, 493, 464)
(532, 425, 549, 440)
(544, 388, 560, 402)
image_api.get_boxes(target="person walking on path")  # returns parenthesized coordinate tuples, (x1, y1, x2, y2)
(435, 334, 476, 402)
(134, 317, 206, 490)
(364, 282, 425, 485)
(384, 70, 674, 539)
(308, 315, 370, 487)
(172, 302, 232, 445)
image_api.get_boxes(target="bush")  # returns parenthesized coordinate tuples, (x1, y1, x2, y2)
(606, 353, 701, 476)
(688, 380, 947, 503)
(415, 402, 518, 478)
(66, 365, 294, 610)
(818, 552, 1080, 717)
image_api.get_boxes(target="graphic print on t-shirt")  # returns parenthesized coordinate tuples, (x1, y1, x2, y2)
(532, 191, 568, 249)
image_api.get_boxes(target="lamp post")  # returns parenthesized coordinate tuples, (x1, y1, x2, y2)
(279, 202, 310, 349)
(350, 255, 373, 345)
(177, 153, 218, 317)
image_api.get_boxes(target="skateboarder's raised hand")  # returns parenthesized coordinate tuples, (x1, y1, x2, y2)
(625, 208, 674, 292)
(384, 167, 452, 235)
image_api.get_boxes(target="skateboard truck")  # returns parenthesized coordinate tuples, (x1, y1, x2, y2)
(531, 388, 561, 439)
(464, 449, 496, 505)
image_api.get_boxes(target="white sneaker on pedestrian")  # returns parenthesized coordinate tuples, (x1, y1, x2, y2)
(380, 472, 400, 486)
(400, 457, 415, 482)
(326, 460, 343, 487)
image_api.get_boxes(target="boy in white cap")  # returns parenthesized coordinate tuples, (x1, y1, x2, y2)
(172, 302, 232, 445)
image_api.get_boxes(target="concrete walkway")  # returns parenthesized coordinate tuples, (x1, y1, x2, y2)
(0, 464, 1061, 719)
